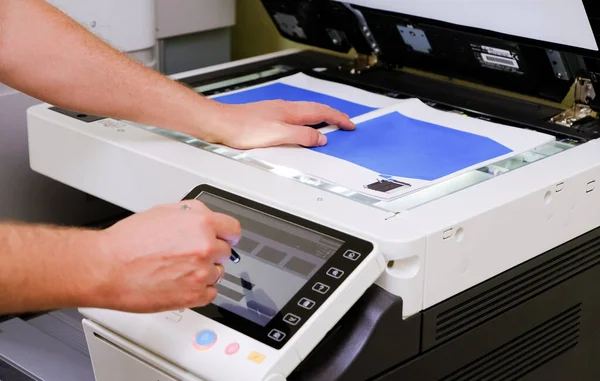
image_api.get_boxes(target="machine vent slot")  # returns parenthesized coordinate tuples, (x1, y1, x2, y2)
(29, 314, 90, 357)
(435, 235, 600, 341)
(441, 304, 581, 381)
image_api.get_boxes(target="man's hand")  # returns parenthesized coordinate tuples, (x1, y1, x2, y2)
(0, 0, 355, 151)
(91, 200, 241, 313)
(0, 200, 242, 315)
(200, 100, 355, 149)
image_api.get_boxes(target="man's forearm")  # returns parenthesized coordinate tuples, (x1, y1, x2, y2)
(0, 0, 218, 138)
(0, 223, 105, 315)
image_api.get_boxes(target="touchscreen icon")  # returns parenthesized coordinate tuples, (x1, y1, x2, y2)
(343, 250, 361, 261)
(268, 329, 286, 342)
(283, 313, 301, 326)
(326, 267, 344, 279)
(298, 297, 316, 310)
(312, 282, 330, 294)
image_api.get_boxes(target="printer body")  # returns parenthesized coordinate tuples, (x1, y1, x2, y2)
(9, 1, 600, 380)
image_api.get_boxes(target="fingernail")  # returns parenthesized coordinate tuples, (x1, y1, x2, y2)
(318, 134, 327, 146)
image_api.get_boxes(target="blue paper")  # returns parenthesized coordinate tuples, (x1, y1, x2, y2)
(311, 111, 512, 181)
(213, 82, 376, 118)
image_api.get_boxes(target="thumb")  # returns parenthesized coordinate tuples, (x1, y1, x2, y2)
(275, 124, 328, 147)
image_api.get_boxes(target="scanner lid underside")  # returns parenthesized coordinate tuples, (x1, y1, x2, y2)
(259, 0, 600, 108)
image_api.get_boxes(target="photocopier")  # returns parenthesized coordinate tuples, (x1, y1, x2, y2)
(2, 1, 600, 380)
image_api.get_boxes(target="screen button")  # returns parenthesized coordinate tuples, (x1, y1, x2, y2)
(326, 267, 344, 279)
(283, 313, 301, 326)
(298, 297, 316, 310)
(268, 329, 286, 342)
(343, 250, 361, 261)
(312, 282, 330, 294)
(193, 330, 217, 351)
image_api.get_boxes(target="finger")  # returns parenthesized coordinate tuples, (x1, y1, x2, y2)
(284, 102, 356, 130)
(188, 286, 218, 308)
(205, 237, 233, 264)
(198, 286, 218, 306)
(204, 263, 225, 286)
(269, 123, 328, 147)
(210, 212, 242, 246)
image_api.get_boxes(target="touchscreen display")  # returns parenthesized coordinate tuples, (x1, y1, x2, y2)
(196, 192, 345, 326)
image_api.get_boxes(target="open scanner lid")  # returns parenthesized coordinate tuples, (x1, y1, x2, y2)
(259, 0, 600, 108)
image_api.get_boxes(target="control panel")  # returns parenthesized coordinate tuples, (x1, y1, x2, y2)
(184, 184, 376, 349)
(80, 184, 383, 381)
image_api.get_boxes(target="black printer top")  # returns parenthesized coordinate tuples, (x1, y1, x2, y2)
(259, 0, 600, 108)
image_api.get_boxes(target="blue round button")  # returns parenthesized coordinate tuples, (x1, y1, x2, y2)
(193, 330, 217, 351)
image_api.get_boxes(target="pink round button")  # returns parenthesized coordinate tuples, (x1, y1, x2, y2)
(225, 342, 240, 355)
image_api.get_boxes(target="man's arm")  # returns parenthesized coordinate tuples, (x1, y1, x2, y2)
(0, 200, 242, 315)
(0, 223, 102, 314)
(0, 0, 354, 148)
(0, 0, 219, 140)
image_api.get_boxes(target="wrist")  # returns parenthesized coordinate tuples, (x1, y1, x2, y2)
(69, 229, 115, 309)
(180, 96, 232, 143)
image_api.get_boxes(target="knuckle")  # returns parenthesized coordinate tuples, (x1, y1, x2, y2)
(191, 268, 209, 283)
(280, 103, 296, 119)
(315, 102, 329, 112)
(196, 213, 214, 228)
(198, 288, 218, 306)
(196, 248, 211, 260)
(304, 128, 320, 145)
(202, 240, 217, 255)
(195, 239, 217, 260)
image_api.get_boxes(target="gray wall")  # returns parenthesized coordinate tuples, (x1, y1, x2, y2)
(159, 28, 232, 75)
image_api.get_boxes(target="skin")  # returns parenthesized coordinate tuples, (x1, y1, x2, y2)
(0, 0, 355, 315)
